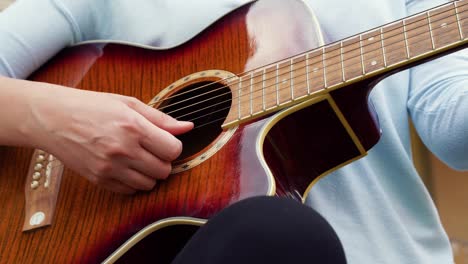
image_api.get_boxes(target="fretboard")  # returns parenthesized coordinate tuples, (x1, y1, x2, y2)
(223, 0, 468, 127)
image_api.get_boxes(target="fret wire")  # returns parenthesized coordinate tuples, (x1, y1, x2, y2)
(276, 64, 279, 106)
(455, 2, 464, 40)
(340, 41, 345, 82)
(359, 34, 365, 74)
(178, 5, 468, 123)
(158, 2, 466, 113)
(249, 72, 253, 116)
(427, 11, 436, 50)
(262, 68, 266, 111)
(184, 23, 468, 121)
(322, 47, 327, 88)
(403, 19, 411, 58)
(178, 11, 468, 130)
(380, 27, 387, 67)
(232, 20, 467, 117)
(306, 53, 310, 95)
(281, 16, 460, 101)
(192, 23, 468, 125)
(290, 58, 294, 100)
(237, 77, 242, 120)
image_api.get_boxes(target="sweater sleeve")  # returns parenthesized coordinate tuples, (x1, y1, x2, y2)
(407, 0, 468, 170)
(0, 0, 78, 79)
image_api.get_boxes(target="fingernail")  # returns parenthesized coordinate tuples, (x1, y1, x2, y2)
(178, 120, 194, 126)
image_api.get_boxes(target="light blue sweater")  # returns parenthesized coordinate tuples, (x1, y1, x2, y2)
(1, 0, 467, 263)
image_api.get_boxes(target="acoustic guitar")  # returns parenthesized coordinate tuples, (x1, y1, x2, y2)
(1, 0, 467, 263)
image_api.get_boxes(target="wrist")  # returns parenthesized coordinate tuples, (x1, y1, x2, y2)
(0, 77, 52, 149)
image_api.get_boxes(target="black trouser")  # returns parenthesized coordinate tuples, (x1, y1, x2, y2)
(173, 196, 347, 263)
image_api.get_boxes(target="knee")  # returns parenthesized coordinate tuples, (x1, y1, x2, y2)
(174, 196, 347, 264)
(210, 196, 346, 261)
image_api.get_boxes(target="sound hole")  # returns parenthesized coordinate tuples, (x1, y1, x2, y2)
(160, 81, 232, 161)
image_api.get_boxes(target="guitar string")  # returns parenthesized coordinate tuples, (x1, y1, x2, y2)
(168, 20, 463, 123)
(153, 5, 468, 119)
(43, 16, 468, 175)
(149, 1, 466, 112)
(152, 1, 463, 110)
(163, 17, 466, 122)
(173, 24, 466, 125)
(41, 3, 467, 170)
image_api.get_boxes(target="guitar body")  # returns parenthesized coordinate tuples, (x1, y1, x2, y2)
(0, 0, 381, 263)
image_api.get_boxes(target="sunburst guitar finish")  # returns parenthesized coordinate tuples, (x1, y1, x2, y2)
(0, 0, 385, 263)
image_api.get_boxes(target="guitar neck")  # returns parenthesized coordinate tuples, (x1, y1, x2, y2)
(223, 0, 468, 128)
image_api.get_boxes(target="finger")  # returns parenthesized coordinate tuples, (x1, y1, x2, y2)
(100, 179, 136, 195)
(137, 116, 184, 161)
(114, 168, 157, 191)
(129, 148, 172, 180)
(127, 97, 194, 135)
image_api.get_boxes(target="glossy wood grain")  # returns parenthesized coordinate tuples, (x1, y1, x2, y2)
(8, 0, 456, 261)
(0, 0, 329, 263)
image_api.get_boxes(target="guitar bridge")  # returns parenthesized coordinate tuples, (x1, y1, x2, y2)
(22, 149, 64, 232)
